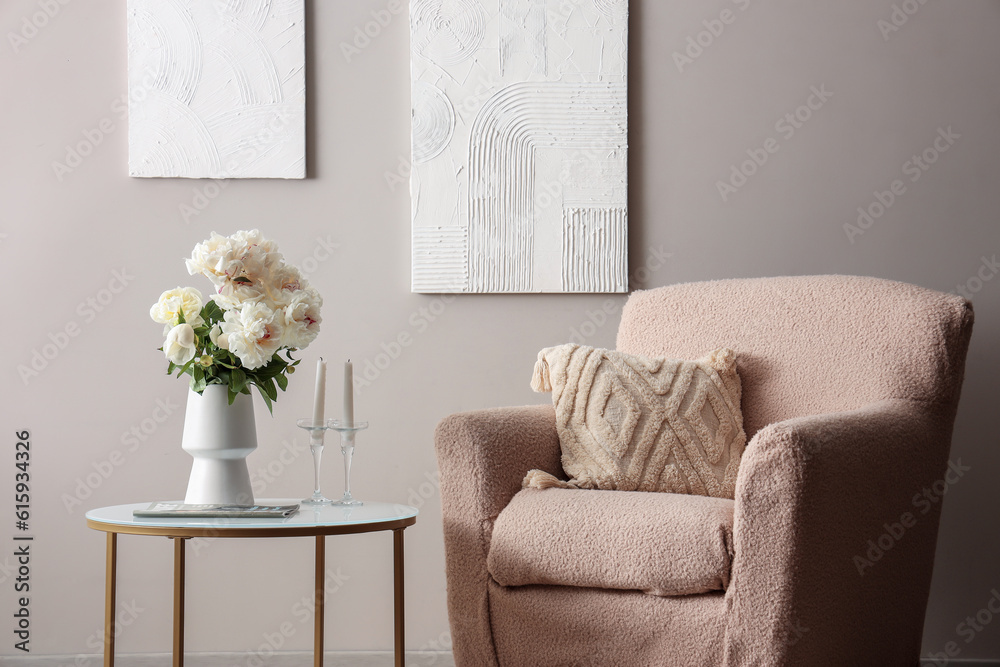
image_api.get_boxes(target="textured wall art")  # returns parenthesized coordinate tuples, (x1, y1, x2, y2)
(127, 0, 306, 179)
(410, 0, 629, 293)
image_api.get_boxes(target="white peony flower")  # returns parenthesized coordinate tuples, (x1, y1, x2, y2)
(209, 324, 230, 350)
(150, 287, 204, 332)
(221, 302, 284, 370)
(163, 323, 198, 366)
(186, 232, 240, 288)
(281, 288, 322, 349)
(212, 282, 265, 311)
(265, 265, 309, 307)
(187, 230, 286, 302)
(231, 229, 282, 282)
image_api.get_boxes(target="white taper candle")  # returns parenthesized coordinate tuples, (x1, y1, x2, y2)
(312, 358, 326, 426)
(344, 360, 354, 427)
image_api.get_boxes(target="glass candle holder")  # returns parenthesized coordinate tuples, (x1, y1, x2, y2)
(329, 421, 369, 506)
(296, 418, 337, 505)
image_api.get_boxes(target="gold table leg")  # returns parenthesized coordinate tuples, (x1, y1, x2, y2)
(173, 538, 186, 667)
(315, 535, 325, 667)
(394, 529, 405, 667)
(104, 532, 117, 667)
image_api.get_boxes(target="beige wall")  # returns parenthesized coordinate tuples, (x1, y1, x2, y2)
(1, 0, 998, 659)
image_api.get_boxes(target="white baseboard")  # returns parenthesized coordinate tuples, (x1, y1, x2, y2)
(1, 652, 455, 667)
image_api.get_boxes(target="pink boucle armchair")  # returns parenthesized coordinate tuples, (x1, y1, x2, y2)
(435, 276, 974, 666)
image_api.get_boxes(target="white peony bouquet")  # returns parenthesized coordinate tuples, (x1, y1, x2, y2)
(150, 230, 322, 412)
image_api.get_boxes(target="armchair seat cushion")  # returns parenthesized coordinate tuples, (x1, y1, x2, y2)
(487, 488, 734, 597)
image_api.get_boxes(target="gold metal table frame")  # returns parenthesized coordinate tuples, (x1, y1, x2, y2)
(86, 502, 418, 667)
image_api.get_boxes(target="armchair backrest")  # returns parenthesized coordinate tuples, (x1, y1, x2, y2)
(616, 275, 974, 438)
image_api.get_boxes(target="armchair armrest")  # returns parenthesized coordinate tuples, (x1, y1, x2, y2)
(436, 404, 562, 522)
(435, 404, 561, 667)
(724, 398, 960, 666)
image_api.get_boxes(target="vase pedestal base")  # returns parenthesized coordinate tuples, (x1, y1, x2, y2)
(184, 458, 254, 505)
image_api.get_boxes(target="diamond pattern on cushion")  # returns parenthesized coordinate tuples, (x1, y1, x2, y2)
(590, 373, 641, 460)
(526, 345, 745, 498)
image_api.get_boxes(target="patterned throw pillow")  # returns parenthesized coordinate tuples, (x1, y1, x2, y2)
(524, 344, 746, 499)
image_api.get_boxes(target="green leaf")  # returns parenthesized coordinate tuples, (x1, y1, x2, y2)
(261, 377, 278, 401)
(228, 384, 239, 405)
(275, 372, 288, 392)
(255, 383, 275, 415)
(230, 367, 247, 394)
(257, 358, 287, 379)
(202, 299, 223, 319)
(190, 364, 207, 393)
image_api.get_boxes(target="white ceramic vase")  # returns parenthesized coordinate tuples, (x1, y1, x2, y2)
(181, 384, 256, 505)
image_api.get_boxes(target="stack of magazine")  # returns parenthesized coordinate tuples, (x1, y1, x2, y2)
(133, 502, 300, 518)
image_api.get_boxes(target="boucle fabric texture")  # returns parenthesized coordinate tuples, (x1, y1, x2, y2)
(435, 276, 974, 667)
(489, 488, 734, 596)
(525, 344, 745, 498)
(436, 405, 561, 667)
(616, 274, 972, 437)
(489, 582, 726, 667)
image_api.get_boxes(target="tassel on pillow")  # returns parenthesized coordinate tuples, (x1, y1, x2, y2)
(523, 469, 578, 489)
(703, 347, 736, 373)
(531, 353, 552, 392)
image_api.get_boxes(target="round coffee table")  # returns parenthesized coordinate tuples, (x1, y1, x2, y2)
(86, 500, 418, 667)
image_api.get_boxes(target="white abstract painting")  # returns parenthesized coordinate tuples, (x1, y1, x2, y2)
(127, 0, 306, 179)
(410, 0, 628, 293)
